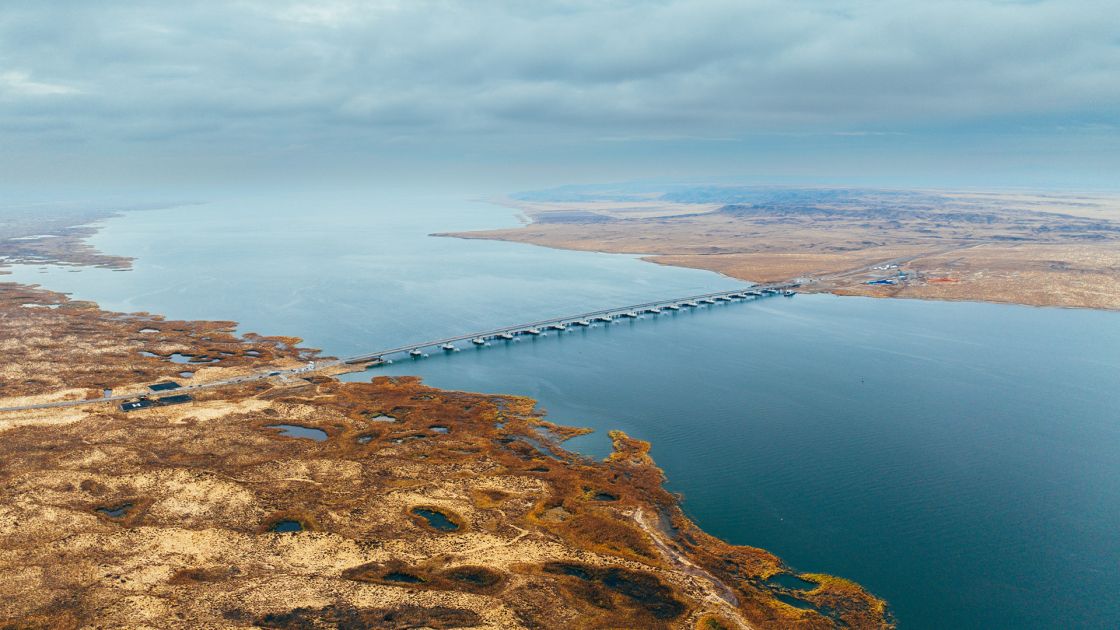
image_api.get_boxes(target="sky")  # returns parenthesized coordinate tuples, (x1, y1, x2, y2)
(1, 0, 1117, 193)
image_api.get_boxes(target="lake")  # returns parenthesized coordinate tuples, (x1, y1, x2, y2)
(7, 189, 1119, 629)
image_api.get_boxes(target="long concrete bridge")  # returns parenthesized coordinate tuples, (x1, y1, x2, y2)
(342, 283, 796, 365)
(0, 283, 796, 413)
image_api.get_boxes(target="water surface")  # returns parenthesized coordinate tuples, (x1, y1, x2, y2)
(411, 507, 459, 531)
(265, 424, 328, 442)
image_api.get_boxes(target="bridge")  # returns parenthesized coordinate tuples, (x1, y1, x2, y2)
(343, 283, 796, 365)
(0, 283, 795, 413)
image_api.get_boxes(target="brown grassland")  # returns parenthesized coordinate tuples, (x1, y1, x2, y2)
(442, 189, 1120, 310)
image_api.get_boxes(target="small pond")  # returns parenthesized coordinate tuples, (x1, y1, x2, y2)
(767, 573, 819, 591)
(96, 503, 133, 518)
(774, 592, 817, 611)
(265, 424, 328, 442)
(411, 507, 459, 531)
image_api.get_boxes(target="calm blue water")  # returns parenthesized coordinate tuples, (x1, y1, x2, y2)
(8, 190, 1120, 629)
(265, 424, 329, 442)
(6, 191, 742, 348)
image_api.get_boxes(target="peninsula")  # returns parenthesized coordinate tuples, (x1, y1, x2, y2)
(442, 186, 1120, 310)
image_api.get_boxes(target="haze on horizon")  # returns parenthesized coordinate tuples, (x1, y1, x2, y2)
(1, 0, 1117, 194)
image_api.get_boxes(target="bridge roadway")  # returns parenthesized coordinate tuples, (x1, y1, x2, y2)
(0, 282, 794, 413)
(342, 283, 795, 364)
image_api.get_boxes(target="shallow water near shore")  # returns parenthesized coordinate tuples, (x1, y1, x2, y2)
(8, 189, 1120, 629)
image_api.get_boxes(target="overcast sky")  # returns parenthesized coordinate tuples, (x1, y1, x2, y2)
(1, 0, 1117, 191)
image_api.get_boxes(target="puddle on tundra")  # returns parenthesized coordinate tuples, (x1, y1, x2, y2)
(96, 503, 133, 518)
(411, 507, 459, 531)
(767, 573, 819, 591)
(265, 424, 328, 442)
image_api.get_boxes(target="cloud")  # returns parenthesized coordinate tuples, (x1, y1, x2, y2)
(0, 70, 80, 97)
(0, 0, 1115, 186)
(274, 0, 402, 27)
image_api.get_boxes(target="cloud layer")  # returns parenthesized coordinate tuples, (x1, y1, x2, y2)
(1, 0, 1116, 186)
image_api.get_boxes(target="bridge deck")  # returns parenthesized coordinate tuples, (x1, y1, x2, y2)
(341, 283, 793, 364)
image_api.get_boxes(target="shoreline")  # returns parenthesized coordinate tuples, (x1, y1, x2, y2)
(0, 279, 893, 627)
(438, 229, 1120, 313)
(636, 254, 1120, 312)
(436, 189, 1120, 312)
(0, 207, 893, 627)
